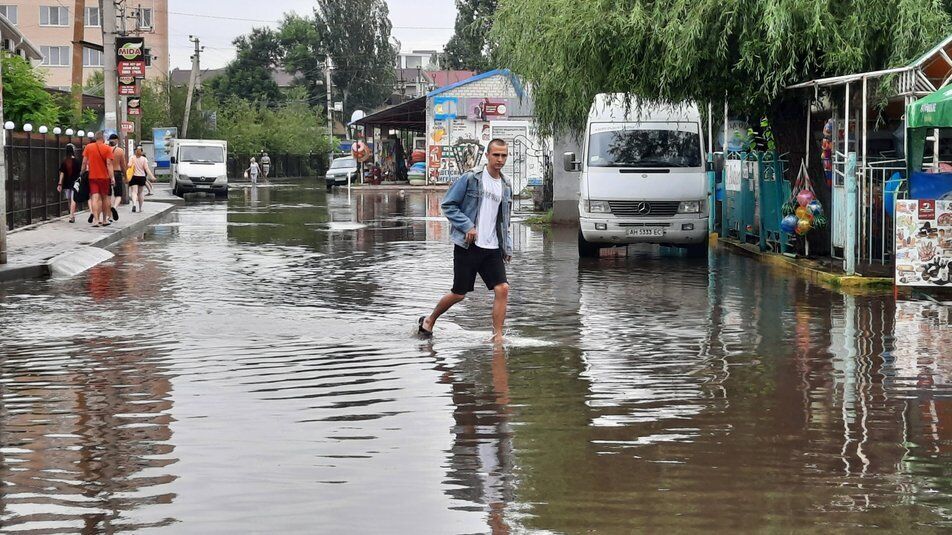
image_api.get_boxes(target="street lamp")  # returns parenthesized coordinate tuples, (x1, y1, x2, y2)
(23, 123, 33, 132)
(38, 126, 48, 134)
(87, 132, 94, 139)
(3, 121, 13, 130)
(65, 128, 74, 136)
(53, 127, 62, 135)
(77, 130, 85, 137)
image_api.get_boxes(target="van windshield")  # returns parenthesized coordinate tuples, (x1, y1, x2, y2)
(588, 122, 701, 168)
(180, 146, 224, 163)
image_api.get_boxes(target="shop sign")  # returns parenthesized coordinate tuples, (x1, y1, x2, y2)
(465, 98, 510, 121)
(127, 97, 142, 116)
(433, 97, 459, 120)
(118, 75, 139, 96)
(116, 37, 146, 77)
(895, 199, 952, 286)
(121, 121, 134, 133)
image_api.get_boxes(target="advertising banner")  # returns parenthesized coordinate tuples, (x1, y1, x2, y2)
(116, 37, 146, 77)
(465, 98, 510, 121)
(120, 121, 134, 133)
(152, 127, 177, 169)
(118, 75, 139, 96)
(433, 97, 459, 120)
(895, 199, 952, 286)
(127, 97, 142, 116)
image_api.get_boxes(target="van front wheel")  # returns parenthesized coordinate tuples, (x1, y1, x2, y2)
(578, 230, 602, 258)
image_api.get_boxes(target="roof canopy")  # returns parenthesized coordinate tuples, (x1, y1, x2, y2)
(350, 96, 426, 133)
(908, 86, 952, 129)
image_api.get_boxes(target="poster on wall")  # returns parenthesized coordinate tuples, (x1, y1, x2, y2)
(465, 98, 510, 121)
(895, 199, 952, 286)
(431, 120, 448, 144)
(725, 160, 742, 192)
(433, 97, 459, 120)
(450, 119, 475, 141)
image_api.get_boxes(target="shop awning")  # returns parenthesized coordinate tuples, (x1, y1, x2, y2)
(350, 96, 426, 133)
(908, 86, 952, 128)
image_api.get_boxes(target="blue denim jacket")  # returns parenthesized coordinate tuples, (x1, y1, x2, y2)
(441, 168, 513, 257)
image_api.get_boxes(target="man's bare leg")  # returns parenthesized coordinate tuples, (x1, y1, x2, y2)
(491, 283, 509, 342)
(423, 292, 465, 332)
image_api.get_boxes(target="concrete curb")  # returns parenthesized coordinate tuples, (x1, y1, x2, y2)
(0, 203, 176, 283)
(716, 236, 894, 292)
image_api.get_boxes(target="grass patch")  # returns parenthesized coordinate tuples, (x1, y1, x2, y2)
(525, 209, 553, 226)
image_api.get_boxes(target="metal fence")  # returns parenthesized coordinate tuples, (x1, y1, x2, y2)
(4, 132, 93, 231)
(227, 153, 327, 180)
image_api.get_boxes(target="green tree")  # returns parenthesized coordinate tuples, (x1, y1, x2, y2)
(1, 54, 61, 127)
(492, 0, 951, 148)
(208, 28, 282, 103)
(314, 0, 397, 117)
(277, 13, 324, 102)
(441, 0, 498, 71)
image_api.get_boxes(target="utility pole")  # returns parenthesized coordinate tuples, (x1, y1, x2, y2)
(325, 56, 334, 165)
(70, 0, 85, 118)
(0, 56, 7, 264)
(182, 36, 201, 138)
(101, 0, 119, 131)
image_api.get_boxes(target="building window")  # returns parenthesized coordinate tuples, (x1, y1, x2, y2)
(84, 7, 100, 27)
(40, 6, 69, 26)
(137, 7, 153, 29)
(0, 5, 19, 25)
(83, 47, 102, 67)
(143, 47, 152, 66)
(405, 56, 423, 69)
(40, 46, 71, 67)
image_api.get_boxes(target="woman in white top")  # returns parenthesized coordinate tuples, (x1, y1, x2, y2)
(247, 157, 260, 186)
(128, 146, 157, 213)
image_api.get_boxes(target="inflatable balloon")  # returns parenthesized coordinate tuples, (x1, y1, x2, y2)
(797, 190, 815, 207)
(795, 206, 811, 219)
(796, 218, 812, 235)
(781, 215, 798, 234)
(807, 199, 823, 215)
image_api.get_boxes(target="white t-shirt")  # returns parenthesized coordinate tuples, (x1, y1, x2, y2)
(475, 170, 503, 249)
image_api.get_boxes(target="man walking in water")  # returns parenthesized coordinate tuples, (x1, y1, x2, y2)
(419, 139, 513, 343)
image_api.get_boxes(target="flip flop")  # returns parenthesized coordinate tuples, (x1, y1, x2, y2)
(417, 316, 433, 338)
(111, 207, 119, 221)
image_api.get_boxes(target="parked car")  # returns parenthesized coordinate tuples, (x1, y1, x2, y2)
(565, 93, 709, 257)
(325, 156, 358, 191)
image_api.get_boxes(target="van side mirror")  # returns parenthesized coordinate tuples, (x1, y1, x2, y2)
(170, 156, 176, 164)
(563, 152, 580, 172)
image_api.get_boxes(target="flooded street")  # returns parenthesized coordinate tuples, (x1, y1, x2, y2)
(2, 180, 951, 533)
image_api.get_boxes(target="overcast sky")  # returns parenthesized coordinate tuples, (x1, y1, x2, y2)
(168, 0, 457, 70)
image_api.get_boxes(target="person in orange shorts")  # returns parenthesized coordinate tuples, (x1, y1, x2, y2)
(81, 131, 116, 227)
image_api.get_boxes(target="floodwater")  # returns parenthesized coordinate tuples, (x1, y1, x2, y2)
(1, 180, 951, 533)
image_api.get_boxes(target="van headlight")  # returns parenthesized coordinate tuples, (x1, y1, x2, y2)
(587, 200, 611, 213)
(678, 201, 701, 213)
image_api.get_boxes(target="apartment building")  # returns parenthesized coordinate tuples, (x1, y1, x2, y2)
(0, 1, 168, 89)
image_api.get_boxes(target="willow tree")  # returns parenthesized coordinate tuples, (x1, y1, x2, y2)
(492, 0, 950, 153)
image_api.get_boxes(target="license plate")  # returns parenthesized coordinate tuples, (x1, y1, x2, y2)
(626, 227, 664, 237)
(196, 184, 210, 189)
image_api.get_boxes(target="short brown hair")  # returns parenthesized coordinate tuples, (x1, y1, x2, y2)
(486, 138, 507, 153)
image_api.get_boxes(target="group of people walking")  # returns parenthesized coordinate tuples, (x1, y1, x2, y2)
(246, 151, 271, 186)
(56, 132, 157, 226)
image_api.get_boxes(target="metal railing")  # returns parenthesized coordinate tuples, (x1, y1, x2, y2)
(4, 132, 94, 231)
(859, 159, 906, 266)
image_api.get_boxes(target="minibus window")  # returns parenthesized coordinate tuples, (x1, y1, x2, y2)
(588, 124, 701, 168)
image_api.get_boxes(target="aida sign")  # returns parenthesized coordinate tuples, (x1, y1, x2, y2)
(116, 37, 146, 77)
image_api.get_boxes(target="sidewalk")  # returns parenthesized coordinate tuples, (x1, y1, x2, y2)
(0, 199, 176, 282)
(716, 236, 894, 291)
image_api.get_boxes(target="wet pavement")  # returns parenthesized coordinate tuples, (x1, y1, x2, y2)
(1, 180, 951, 533)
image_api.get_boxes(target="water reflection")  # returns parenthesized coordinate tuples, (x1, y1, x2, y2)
(0, 181, 950, 532)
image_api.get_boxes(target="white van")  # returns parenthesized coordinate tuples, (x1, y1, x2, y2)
(170, 139, 228, 197)
(565, 94, 709, 257)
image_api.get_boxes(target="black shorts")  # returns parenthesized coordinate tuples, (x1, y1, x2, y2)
(452, 245, 507, 295)
(129, 176, 147, 187)
(113, 172, 123, 196)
